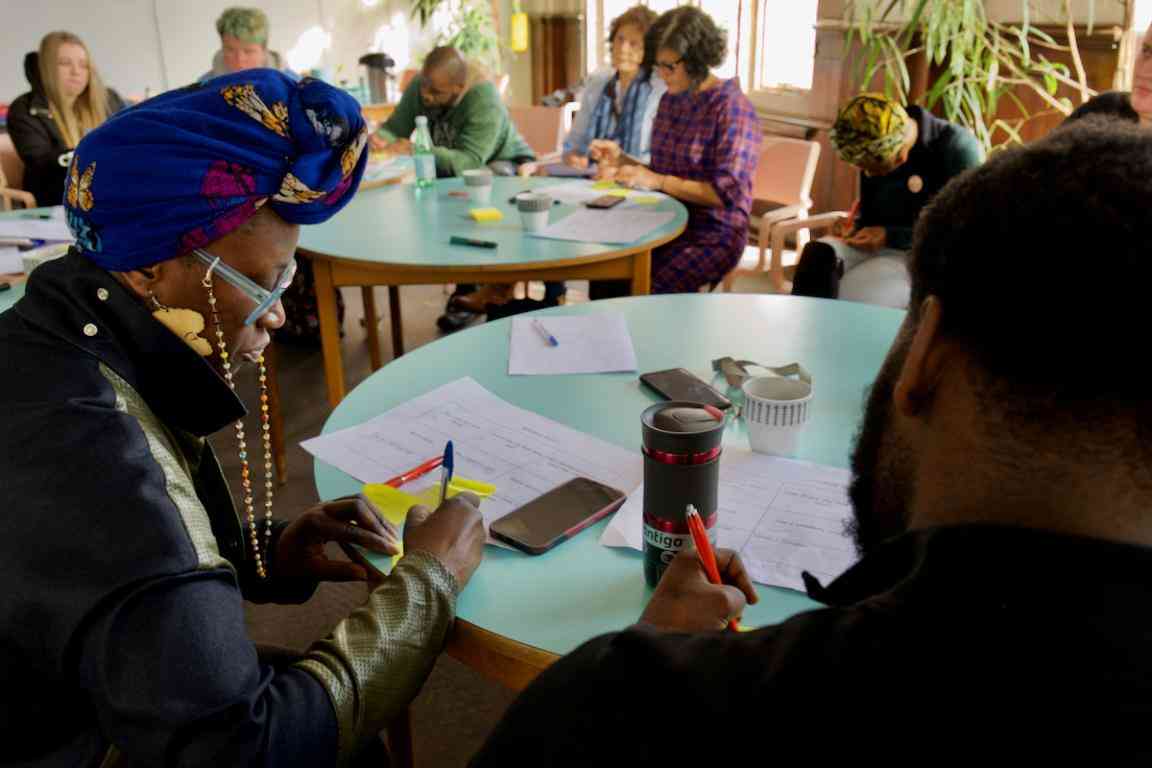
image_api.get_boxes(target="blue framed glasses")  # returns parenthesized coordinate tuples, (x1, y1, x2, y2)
(193, 249, 297, 326)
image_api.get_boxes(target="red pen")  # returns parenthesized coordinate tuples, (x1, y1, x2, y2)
(686, 504, 739, 632)
(385, 456, 444, 488)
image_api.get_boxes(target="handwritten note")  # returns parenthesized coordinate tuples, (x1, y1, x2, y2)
(302, 378, 644, 541)
(601, 451, 858, 591)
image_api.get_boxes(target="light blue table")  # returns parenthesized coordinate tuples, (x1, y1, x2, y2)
(297, 176, 689, 406)
(0, 206, 53, 315)
(314, 293, 904, 689)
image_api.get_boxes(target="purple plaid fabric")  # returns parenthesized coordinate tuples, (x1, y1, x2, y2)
(648, 78, 761, 293)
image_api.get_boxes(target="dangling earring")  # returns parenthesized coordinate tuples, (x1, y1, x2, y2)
(202, 260, 273, 580)
(149, 292, 213, 356)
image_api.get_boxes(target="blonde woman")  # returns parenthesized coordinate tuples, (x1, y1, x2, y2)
(8, 31, 125, 207)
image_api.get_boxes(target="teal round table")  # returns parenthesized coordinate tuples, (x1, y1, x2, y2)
(314, 293, 904, 690)
(297, 176, 689, 406)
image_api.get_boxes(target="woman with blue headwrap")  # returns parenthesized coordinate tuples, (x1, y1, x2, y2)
(0, 70, 484, 766)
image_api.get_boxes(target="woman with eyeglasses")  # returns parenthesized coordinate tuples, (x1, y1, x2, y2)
(589, 6, 762, 295)
(0, 71, 484, 767)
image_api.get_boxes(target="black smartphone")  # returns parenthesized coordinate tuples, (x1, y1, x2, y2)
(585, 195, 626, 209)
(639, 367, 733, 410)
(490, 477, 626, 555)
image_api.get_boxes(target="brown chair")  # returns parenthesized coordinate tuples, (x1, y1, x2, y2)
(0, 133, 36, 211)
(507, 105, 566, 159)
(722, 136, 820, 292)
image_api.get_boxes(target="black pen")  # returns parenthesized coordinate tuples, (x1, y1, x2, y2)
(0, 283, 12, 292)
(449, 235, 497, 249)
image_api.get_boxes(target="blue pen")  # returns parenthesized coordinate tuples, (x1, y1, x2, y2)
(438, 440, 454, 505)
(532, 318, 559, 347)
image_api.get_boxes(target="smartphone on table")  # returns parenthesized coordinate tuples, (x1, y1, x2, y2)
(490, 477, 626, 555)
(585, 195, 626, 209)
(639, 367, 733, 410)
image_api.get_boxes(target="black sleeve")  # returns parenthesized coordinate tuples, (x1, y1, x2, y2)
(470, 623, 826, 766)
(77, 568, 340, 766)
(7, 99, 68, 205)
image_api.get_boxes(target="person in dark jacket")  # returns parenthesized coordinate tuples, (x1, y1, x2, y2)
(0, 70, 485, 767)
(791, 93, 983, 307)
(472, 121, 1152, 767)
(1064, 23, 1151, 127)
(6, 31, 125, 207)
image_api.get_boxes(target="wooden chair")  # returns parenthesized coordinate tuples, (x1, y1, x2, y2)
(0, 133, 36, 211)
(721, 136, 820, 293)
(507, 105, 566, 158)
(765, 211, 851, 294)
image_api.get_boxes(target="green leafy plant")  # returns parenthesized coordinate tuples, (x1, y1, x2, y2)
(409, 0, 504, 75)
(844, 0, 1103, 152)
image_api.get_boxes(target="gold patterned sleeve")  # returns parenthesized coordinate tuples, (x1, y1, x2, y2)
(293, 549, 458, 762)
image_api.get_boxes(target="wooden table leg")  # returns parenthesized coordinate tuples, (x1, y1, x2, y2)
(388, 285, 404, 358)
(384, 707, 415, 768)
(263, 342, 288, 485)
(631, 249, 652, 295)
(361, 286, 382, 372)
(312, 256, 347, 407)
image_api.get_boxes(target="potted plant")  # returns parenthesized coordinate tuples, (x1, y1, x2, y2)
(844, 0, 1109, 151)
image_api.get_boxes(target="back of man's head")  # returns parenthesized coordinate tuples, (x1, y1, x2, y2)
(909, 121, 1152, 437)
(422, 45, 467, 86)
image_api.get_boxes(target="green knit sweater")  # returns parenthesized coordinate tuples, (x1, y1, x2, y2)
(379, 71, 535, 177)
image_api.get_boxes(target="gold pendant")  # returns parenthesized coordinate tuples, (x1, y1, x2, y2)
(152, 307, 213, 356)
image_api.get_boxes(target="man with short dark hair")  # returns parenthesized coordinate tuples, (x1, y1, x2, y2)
(471, 122, 1152, 764)
(373, 45, 535, 332)
(372, 45, 534, 178)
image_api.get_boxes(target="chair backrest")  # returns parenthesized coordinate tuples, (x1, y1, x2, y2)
(0, 132, 25, 192)
(507, 105, 566, 157)
(398, 68, 419, 94)
(753, 136, 820, 209)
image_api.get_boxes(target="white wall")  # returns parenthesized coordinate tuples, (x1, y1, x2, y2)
(0, 0, 441, 105)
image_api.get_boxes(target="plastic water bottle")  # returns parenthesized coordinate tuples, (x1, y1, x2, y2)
(413, 115, 436, 189)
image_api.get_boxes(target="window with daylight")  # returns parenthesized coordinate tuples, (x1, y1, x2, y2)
(585, 0, 818, 93)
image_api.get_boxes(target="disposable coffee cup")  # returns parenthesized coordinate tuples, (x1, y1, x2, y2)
(462, 169, 494, 204)
(741, 376, 813, 456)
(516, 192, 552, 233)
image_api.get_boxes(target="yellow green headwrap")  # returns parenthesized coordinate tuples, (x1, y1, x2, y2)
(830, 93, 910, 167)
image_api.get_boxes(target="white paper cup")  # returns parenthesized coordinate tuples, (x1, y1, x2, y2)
(741, 376, 813, 456)
(462, 169, 493, 204)
(517, 193, 552, 232)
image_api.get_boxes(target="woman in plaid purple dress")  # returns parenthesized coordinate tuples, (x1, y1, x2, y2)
(590, 6, 761, 294)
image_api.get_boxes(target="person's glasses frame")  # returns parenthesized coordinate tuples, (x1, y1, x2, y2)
(192, 249, 297, 326)
(655, 57, 684, 74)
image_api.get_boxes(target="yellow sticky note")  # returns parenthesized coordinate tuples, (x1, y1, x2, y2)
(633, 195, 663, 205)
(469, 207, 504, 222)
(605, 188, 631, 197)
(360, 477, 497, 572)
(591, 180, 620, 190)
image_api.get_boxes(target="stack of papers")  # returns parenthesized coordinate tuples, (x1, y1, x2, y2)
(302, 378, 644, 541)
(508, 314, 638, 375)
(530, 208, 675, 245)
(0, 247, 21, 274)
(601, 451, 859, 592)
(0, 218, 74, 244)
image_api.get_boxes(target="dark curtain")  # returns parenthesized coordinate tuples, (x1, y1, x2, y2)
(530, 15, 582, 104)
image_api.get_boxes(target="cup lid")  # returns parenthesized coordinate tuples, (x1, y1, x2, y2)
(641, 401, 725, 453)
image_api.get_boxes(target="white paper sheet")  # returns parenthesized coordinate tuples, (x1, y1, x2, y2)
(508, 314, 638, 375)
(530, 209, 675, 245)
(0, 247, 22, 274)
(532, 181, 669, 208)
(600, 451, 858, 591)
(302, 378, 644, 540)
(0, 220, 74, 242)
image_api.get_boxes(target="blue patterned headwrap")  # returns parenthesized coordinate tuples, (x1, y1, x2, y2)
(63, 69, 369, 270)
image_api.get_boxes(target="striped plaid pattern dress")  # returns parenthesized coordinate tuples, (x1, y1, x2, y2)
(648, 78, 761, 293)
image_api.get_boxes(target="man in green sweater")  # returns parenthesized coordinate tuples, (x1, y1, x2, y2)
(371, 46, 535, 177)
(791, 93, 984, 307)
(373, 46, 535, 331)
